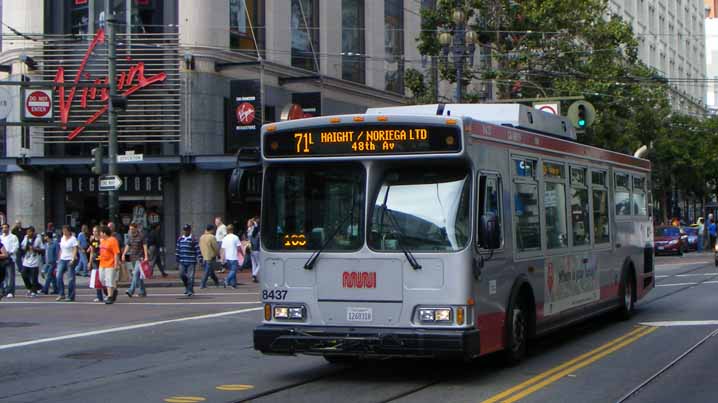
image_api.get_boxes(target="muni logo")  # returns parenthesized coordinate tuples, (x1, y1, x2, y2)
(342, 272, 377, 289)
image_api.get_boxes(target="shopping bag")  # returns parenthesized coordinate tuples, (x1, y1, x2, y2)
(89, 269, 101, 289)
(139, 260, 153, 279)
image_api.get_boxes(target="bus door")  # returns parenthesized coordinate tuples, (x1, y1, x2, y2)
(475, 172, 511, 353)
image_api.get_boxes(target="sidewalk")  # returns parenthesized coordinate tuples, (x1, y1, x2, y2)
(10, 267, 256, 290)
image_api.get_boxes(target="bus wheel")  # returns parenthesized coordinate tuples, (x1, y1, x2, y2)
(324, 355, 359, 365)
(503, 293, 528, 366)
(617, 269, 635, 321)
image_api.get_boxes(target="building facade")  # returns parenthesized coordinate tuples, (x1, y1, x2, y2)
(609, 0, 708, 115)
(705, 0, 718, 110)
(0, 0, 434, 266)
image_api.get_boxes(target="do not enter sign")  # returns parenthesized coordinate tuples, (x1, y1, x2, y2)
(24, 89, 53, 120)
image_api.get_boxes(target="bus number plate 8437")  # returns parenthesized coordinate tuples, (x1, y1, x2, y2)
(347, 307, 373, 322)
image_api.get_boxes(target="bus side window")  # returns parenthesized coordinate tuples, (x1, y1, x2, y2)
(478, 175, 502, 248)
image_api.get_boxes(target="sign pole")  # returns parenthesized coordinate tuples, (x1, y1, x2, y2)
(106, 1, 119, 224)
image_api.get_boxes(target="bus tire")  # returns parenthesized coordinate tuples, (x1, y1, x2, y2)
(503, 290, 529, 366)
(617, 266, 635, 321)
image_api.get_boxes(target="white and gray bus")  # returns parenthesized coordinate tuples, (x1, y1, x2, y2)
(253, 104, 654, 363)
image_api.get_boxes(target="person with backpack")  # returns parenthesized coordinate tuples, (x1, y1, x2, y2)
(20, 226, 43, 297)
(176, 224, 201, 297)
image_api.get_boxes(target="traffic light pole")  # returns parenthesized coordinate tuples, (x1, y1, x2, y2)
(106, 1, 119, 224)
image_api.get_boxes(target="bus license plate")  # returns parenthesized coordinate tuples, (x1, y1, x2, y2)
(347, 307, 373, 322)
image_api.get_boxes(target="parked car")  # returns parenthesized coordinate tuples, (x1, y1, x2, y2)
(654, 226, 687, 255)
(683, 226, 699, 251)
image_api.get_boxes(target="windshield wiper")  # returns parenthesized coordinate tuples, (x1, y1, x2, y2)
(304, 187, 359, 270)
(382, 207, 422, 270)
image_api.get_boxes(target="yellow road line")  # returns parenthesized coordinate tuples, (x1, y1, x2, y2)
(216, 384, 255, 391)
(498, 326, 657, 403)
(481, 326, 654, 403)
(163, 397, 206, 403)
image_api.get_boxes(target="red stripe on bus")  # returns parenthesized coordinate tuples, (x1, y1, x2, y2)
(469, 122, 651, 171)
(477, 312, 505, 354)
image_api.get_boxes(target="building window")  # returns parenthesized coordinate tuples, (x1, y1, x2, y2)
(291, 0, 319, 71)
(230, 0, 265, 54)
(384, 0, 404, 93)
(71, 0, 90, 35)
(342, 0, 365, 83)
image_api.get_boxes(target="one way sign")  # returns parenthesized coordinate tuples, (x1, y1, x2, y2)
(98, 175, 123, 192)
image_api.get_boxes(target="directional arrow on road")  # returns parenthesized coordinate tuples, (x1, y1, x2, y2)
(98, 175, 123, 192)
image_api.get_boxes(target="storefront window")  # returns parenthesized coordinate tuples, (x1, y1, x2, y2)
(291, 0, 319, 71)
(56, 0, 172, 35)
(384, 0, 404, 93)
(230, 0, 265, 54)
(342, 0, 365, 83)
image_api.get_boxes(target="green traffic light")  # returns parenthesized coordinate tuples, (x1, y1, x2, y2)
(578, 119, 586, 127)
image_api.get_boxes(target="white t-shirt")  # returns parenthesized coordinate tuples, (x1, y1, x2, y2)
(221, 233, 240, 261)
(0, 233, 18, 255)
(59, 235, 79, 261)
(215, 224, 227, 243)
(21, 235, 43, 268)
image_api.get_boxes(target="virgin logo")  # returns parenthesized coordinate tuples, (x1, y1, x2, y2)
(236, 102, 255, 125)
(342, 272, 377, 289)
(53, 28, 167, 140)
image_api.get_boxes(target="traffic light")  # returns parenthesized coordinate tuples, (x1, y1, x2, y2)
(567, 101, 596, 129)
(577, 104, 587, 128)
(91, 146, 103, 175)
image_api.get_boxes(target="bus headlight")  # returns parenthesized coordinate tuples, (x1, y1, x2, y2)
(273, 306, 305, 320)
(418, 308, 452, 323)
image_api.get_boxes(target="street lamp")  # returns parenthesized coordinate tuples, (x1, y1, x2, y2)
(440, 1, 477, 103)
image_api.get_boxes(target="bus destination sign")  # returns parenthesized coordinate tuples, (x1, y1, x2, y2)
(263, 124, 461, 158)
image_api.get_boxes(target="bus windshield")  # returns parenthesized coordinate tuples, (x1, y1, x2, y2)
(262, 163, 365, 251)
(369, 167, 471, 252)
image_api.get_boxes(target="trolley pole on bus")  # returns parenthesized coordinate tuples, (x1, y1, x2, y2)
(106, 0, 119, 224)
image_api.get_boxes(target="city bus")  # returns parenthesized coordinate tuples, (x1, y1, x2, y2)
(253, 103, 654, 363)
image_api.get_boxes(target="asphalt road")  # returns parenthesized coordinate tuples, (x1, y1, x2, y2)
(2, 253, 718, 403)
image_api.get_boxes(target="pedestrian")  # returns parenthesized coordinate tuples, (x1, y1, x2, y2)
(215, 217, 227, 273)
(0, 223, 19, 298)
(176, 224, 201, 296)
(123, 223, 149, 298)
(56, 225, 79, 302)
(710, 218, 717, 250)
(220, 224, 241, 288)
(87, 226, 106, 303)
(76, 224, 90, 277)
(238, 233, 251, 272)
(147, 223, 167, 277)
(20, 226, 43, 297)
(99, 226, 121, 304)
(199, 224, 220, 289)
(40, 232, 59, 295)
(108, 222, 126, 281)
(11, 220, 24, 240)
(248, 217, 261, 283)
(0, 239, 8, 299)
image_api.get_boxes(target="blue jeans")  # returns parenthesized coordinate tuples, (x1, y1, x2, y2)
(225, 260, 239, 287)
(4, 257, 17, 294)
(201, 260, 219, 288)
(41, 264, 57, 294)
(75, 250, 88, 275)
(179, 262, 196, 293)
(56, 259, 76, 299)
(127, 261, 146, 296)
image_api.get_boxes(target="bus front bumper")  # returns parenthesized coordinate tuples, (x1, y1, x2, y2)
(254, 325, 481, 359)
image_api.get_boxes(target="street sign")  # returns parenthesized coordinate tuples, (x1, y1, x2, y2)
(98, 175, 123, 192)
(117, 153, 144, 163)
(533, 102, 560, 115)
(23, 89, 53, 120)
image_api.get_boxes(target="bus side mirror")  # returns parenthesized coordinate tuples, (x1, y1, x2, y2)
(480, 213, 501, 250)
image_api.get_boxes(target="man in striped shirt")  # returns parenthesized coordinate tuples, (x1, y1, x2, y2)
(176, 224, 201, 297)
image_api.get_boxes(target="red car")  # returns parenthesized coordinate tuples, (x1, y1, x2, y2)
(654, 226, 688, 255)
